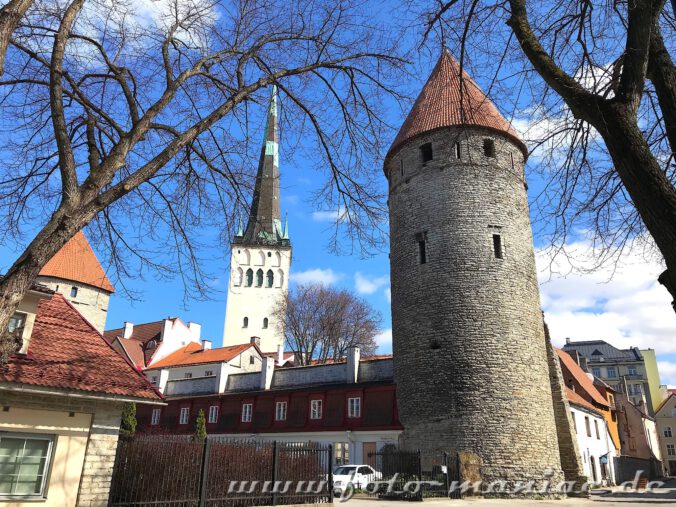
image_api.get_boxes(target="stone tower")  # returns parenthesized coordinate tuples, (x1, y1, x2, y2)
(385, 51, 564, 488)
(223, 86, 291, 353)
(37, 231, 115, 332)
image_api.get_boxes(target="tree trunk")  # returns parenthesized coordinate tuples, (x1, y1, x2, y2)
(0, 206, 95, 361)
(0, 0, 34, 75)
(595, 101, 676, 312)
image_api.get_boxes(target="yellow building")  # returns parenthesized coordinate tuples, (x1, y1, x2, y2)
(640, 349, 665, 414)
(1, 286, 162, 506)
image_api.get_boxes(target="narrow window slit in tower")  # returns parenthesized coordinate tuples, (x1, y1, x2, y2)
(420, 143, 433, 164)
(400, 159, 404, 177)
(510, 152, 514, 170)
(484, 139, 496, 158)
(493, 234, 503, 259)
(416, 232, 428, 264)
(455, 142, 462, 159)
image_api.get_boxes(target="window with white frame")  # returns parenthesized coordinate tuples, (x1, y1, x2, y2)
(667, 444, 675, 456)
(275, 401, 287, 421)
(0, 433, 54, 498)
(606, 367, 617, 378)
(150, 375, 158, 385)
(241, 403, 253, 423)
(179, 407, 189, 424)
(208, 405, 219, 424)
(665, 427, 673, 438)
(310, 399, 322, 420)
(591, 367, 601, 378)
(628, 366, 638, 376)
(334, 442, 350, 465)
(151, 408, 161, 425)
(348, 397, 361, 418)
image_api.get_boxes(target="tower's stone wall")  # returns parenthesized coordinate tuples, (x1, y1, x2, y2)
(37, 276, 110, 332)
(386, 126, 564, 487)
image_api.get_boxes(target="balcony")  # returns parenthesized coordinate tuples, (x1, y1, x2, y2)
(165, 376, 218, 396)
(624, 374, 644, 380)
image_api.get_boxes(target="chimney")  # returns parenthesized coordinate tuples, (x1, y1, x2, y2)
(250, 336, 261, 347)
(188, 322, 202, 341)
(201, 340, 212, 351)
(579, 356, 589, 372)
(565, 337, 571, 345)
(346, 347, 360, 383)
(277, 344, 284, 365)
(260, 356, 275, 390)
(123, 322, 134, 339)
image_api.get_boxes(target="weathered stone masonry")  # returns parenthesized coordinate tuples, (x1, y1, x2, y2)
(386, 123, 566, 488)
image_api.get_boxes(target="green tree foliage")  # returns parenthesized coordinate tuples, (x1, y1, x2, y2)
(120, 402, 137, 439)
(194, 409, 207, 441)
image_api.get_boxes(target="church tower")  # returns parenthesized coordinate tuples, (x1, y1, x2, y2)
(223, 86, 291, 352)
(385, 51, 564, 488)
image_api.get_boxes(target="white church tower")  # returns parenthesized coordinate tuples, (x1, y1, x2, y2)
(223, 86, 291, 352)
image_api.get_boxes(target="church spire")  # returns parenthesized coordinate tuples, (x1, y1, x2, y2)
(240, 85, 288, 246)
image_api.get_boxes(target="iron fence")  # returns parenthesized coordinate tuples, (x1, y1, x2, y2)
(366, 449, 461, 500)
(108, 436, 333, 507)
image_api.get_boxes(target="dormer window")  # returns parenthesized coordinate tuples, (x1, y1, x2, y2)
(70, 287, 78, 298)
(420, 143, 433, 164)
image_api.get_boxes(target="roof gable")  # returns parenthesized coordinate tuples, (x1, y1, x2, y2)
(386, 49, 526, 161)
(1, 294, 159, 401)
(148, 342, 255, 369)
(556, 348, 609, 407)
(655, 393, 675, 415)
(39, 232, 115, 292)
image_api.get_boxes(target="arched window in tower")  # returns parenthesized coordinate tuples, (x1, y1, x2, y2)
(256, 269, 264, 287)
(273, 251, 281, 267)
(245, 269, 254, 287)
(263, 318, 269, 329)
(266, 270, 274, 288)
(234, 267, 243, 286)
(255, 250, 265, 266)
(276, 269, 284, 288)
(240, 249, 251, 265)
(243, 317, 248, 328)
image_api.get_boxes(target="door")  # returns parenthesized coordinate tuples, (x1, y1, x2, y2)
(363, 442, 376, 467)
(669, 460, 676, 476)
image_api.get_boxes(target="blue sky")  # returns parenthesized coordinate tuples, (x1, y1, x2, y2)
(0, 26, 674, 387)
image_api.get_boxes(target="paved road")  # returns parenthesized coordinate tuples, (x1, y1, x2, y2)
(338, 479, 676, 506)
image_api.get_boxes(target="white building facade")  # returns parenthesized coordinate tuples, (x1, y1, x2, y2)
(570, 402, 617, 485)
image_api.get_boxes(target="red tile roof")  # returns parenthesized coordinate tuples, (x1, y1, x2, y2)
(147, 342, 254, 369)
(386, 49, 526, 164)
(104, 320, 169, 367)
(1, 294, 160, 401)
(556, 348, 609, 407)
(39, 232, 115, 292)
(565, 387, 604, 415)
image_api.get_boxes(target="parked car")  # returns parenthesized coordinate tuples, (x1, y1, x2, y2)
(332, 464, 381, 494)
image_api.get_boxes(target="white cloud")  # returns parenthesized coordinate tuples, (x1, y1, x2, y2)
(384, 287, 391, 303)
(374, 328, 392, 351)
(354, 272, 389, 295)
(311, 207, 348, 222)
(292, 268, 343, 286)
(657, 361, 676, 389)
(537, 239, 676, 357)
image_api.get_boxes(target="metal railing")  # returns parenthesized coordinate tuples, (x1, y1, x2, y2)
(108, 436, 333, 507)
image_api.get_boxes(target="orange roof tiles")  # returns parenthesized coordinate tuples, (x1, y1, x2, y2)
(1, 294, 160, 400)
(386, 49, 526, 162)
(565, 387, 603, 415)
(147, 342, 254, 369)
(556, 348, 609, 407)
(39, 231, 115, 292)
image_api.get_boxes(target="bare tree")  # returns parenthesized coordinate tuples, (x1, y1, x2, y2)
(0, 0, 406, 361)
(275, 283, 381, 365)
(0, 0, 33, 75)
(421, 1, 676, 311)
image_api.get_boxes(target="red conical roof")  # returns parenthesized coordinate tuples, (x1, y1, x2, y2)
(39, 231, 115, 292)
(387, 50, 527, 160)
